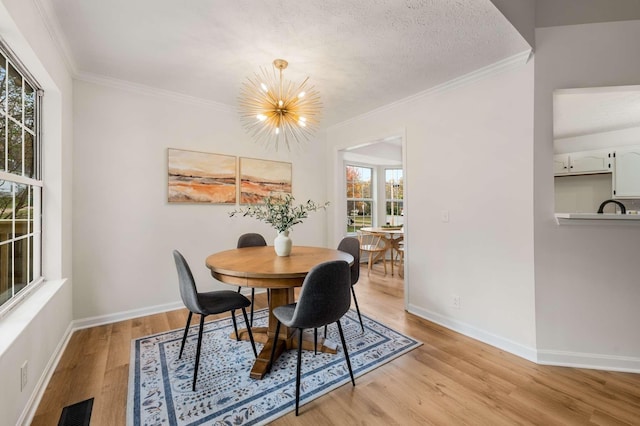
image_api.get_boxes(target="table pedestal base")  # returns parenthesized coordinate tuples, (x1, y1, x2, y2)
(232, 327, 338, 379)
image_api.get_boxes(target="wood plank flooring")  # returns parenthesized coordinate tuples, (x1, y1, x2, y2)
(32, 263, 640, 425)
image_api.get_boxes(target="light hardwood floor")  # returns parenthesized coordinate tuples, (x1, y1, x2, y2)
(33, 263, 640, 425)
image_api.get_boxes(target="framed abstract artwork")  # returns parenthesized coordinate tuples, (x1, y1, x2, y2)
(167, 148, 237, 203)
(239, 157, 292, 204)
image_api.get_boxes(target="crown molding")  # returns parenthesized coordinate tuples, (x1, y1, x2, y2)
(329, 48, 533, 130)
(26, 2, 532, 124)
(75, 71, 236, 112)
(32, 0, 78, 75)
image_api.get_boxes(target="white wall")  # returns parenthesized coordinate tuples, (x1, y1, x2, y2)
(4, 11, 639, 426)
(536, 0, 640, 28)
(72, 80, 328, 320)
(0, 0, 74, 423)
(490, 0, 536, 47)
(554, 174, 613, 213)
(326, 59, 537, 359)
(534, 20, 640, 370)
(554, 126, 640, 154)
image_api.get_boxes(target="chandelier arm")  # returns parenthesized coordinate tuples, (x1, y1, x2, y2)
(279, 67, 284, 105)
(238, 58, 321, 150)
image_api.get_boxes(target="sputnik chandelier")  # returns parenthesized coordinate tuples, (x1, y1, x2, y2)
(238, 59, 321, 151)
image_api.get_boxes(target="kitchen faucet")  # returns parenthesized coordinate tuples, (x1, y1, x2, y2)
(597, 199, 626, 214)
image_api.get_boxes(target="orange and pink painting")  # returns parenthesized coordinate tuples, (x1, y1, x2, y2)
(240, 157, 292, 204)
(168, 148, 236, 204)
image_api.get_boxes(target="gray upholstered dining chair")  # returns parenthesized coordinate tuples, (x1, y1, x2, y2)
(338, 236, 363, 332)
(315, 236, 364, 350)
(173, 250, 257, 391)
(236, 233, 267, 325)
(268, 260, 355, 416)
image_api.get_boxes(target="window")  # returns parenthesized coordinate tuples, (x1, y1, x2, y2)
(346, 165, 373, 233)
(385, 168, 403, 226)
(0, 44, 42, 310)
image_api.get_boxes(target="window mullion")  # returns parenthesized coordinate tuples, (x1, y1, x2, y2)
(0, 171, 42, 187)
(2, 56, 6, 172)
(0, 43, 42, 313)
(21, 77, 24, 177)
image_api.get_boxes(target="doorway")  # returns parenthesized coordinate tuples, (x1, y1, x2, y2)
(336, 134, 407, 307)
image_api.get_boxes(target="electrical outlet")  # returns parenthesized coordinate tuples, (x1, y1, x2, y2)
(21, 361, 28, 391)
(452, 295, 461, 309)
(441, 210, 450, 223)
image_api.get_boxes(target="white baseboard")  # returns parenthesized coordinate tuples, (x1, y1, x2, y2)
(23, 296, 639, 425)
(20, 297, 254, 423)
(72, 289, 267, 330)
(72, 300, 185, 330)
(537, 350, 640, 373)
(21, 291, 269, 422)
(407, 303, 538, 363)
(407, 304, 640, 373)
(19, 321, 74, 425)
(238, 288, 267, 296)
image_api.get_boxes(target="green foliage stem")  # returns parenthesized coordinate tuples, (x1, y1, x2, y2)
(229, 194, 329, 233)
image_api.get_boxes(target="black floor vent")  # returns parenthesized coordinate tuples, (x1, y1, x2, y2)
(58, 398, 94, 426)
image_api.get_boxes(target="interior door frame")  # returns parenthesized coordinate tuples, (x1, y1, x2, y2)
(331, 128, 409, 309)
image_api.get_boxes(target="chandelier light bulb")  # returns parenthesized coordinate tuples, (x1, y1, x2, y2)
(238, 58, 322, 151)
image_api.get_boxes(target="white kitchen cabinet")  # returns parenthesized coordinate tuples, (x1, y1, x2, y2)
(553, 154, 570, 174)
(570, 150, 612, 174)
(554, 150, 612, 176)
(613, 146, 640, 198)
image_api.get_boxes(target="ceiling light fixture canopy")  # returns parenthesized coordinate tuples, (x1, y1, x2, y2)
(238, 59, 321, 151)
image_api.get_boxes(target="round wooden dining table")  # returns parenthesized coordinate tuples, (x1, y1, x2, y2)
(205, 245, 354, 379)
(360, 226, 404, 276)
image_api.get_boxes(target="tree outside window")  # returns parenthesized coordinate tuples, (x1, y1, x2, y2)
(385, 168, 403, 226)
(346, 165, 373, 233)
(0, 47, 41, 309)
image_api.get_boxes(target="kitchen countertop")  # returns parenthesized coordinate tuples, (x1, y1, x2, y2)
(555, 212, 640, 225)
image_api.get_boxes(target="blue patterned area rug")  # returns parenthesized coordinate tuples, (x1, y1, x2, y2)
(127, 308, 421, 425)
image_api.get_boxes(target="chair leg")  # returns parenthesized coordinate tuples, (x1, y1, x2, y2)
(324, 325, 328, 339)
(179, 311, 193, 359)
(241, 307, 258, 357)
(231, 310, 239, 341)
(314, 328, 318, 355)
(250, 288, 255, 326)
(268, 320, 281, 373)
(367, 255, 373, 277)
(351, 286, 364, 333)
(193, 314, 206, 392)
(336, 320, 355, 387)
(295, 328, 303, 416)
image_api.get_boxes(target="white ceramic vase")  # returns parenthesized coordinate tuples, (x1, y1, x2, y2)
(274, 230, 292, 256)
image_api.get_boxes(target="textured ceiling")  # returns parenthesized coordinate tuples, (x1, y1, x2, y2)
(344, 139, 403, 166)
(554, 86, 640, 139)
(43, 0, 530, 126)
